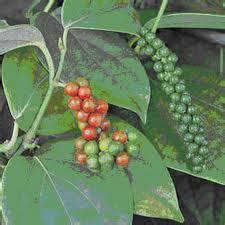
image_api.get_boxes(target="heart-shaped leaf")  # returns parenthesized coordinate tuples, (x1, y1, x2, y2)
(110, 116, 183, 222)
(2, 139, 133, 225)
(144, 13, 225, 30)
(62, 0, 140, 35)
(2, 47, 75, 135)
(33, 12, 150, 123)
(142, 65, 225, 185)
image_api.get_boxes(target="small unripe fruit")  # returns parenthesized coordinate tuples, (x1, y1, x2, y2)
(64, 82, 79, 97)
(126, 142, 139, 157)
(173, 113, 181, 121)
(143, 46, 154, 56)
(188, 105, 196, 114)
(127, 132, 138, 141)
(145, 32, 156, 43)
(87, 156, 99, 170)
(186, 152, 194, 160)
(76, 110, 89, 122)
(181, 114, 192, 124)
(108, 141, 124, 156)
(199, 146, 209, 155)
(169, 103, 176, 112)
(181, 93, 191, 105)
(157, 73, 165, 81)
(176, 103, 187, 114)
(88, 113, 103, 128)
(173, 67, 182, 76)
(75, 150, 87, 165)
(192, 115, 201, 124)
(112, 130, 128, 144)
(84, 141, 99, 155)
(193, 166, 203, 173)
(100, 118, 111, 131)
(68, 97, 82, 111)
(168, 53, 178, 63)
(78, 121, 88, 130)
(140, 27, 148, 36)
(194, 135, 205, 145)
(175, 83, 186, 93)
(164, 62, 175, 72)
(187, 143, 198, 154)
(82, 98, 97, 113)
(98, 152, 114, 167)
(159, 46, 170, 57)
(96, 99, 109, 114)
(75, 137, 87, 150)
(169, 76, 179, 85)
(116, 152, 130, 167)
(137, 38, 146, 47)
(78, 86, 92, 100)
(76, 77, 89, 86)
(99, 138, 111, 152)
(170, 93, 180, 102)
(152, 38, 163, 49)
(189, 124, 199, 134)
(82, 126, 97, 140)
(184, 133, 194, 142)
(178, 124, 188, 133)
(164, 85, 174, 95)
(153, 62, 163, 72)
(192, 156, 204, 165)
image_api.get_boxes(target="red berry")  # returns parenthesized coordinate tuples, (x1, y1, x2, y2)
(96, 99, 109, 114)
(64, 82, 79, 97)
(82, 126, 98, 140)
(76, 110, 89, 122)
(116, 152, 130, 167)
(68, 97, 82, 111)
(100, 118, 111, 131)
(82, 98, 97, 113)
(88, 113, 103, 127)
(77, 121, 88, 130)
(75, 137, 87, 150)
(78, 86, 92, 100)
(112, 130, 127, 144)
(75, 150, 87, 164)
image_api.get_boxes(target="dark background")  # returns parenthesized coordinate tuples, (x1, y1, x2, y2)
(1, 1, 225, 224)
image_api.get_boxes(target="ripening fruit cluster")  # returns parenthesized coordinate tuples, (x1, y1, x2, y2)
(64, 77, 140, 171)
(136, 28, 210, 173)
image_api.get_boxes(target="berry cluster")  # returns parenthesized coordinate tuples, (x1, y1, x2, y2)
(136, 28, 210, 173)
(64, 77, 140, 171)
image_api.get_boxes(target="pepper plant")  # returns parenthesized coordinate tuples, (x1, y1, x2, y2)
(1, 0, 225, 224)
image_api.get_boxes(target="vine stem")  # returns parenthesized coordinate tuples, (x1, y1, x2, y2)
(151, 0, 168, 33)
(0, 122, 19, 153)
(23, 29, 69, 146)
(43, 0, 55, 13)
(220, 47, 224, 75)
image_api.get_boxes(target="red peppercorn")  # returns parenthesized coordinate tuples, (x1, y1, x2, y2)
(68, 97, 82, 111)
(96, 99, 109, 114)
(88, 113, 103, 128)
(75, 150, 87, 164)
(100, 118, 111, 131)
(82, 98, 97, 113)
(78, 86, 92, 100)
(76, 110, 89, 122)
(116, 152, 130, 167)
(112, 130, 127, 144)
(64, 82, 79, 97)
(82, 126, 98, 140)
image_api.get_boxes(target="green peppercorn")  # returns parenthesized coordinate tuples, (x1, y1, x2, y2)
(199, 146, 209, 155)
(157, 73, 166, 81)
(161, 82, 168, 91)
(143, 46, 154, 56)
(189, 124, 199, 134)
(127, 132, 138, 141)
(188, 105, 196, 114)
(169, 75, 179, 84)
(98, 152, 114, 168)
(176, 103, 187, 114)
(87, 155, 99, 170)
(164, 72, 172, 82)
(108, 141, 124, 156)
(126, 142, 139, 157)
(169, 103, 176, 112)
(170, 93, 180, 103)
(84, 141, 99, 155)
(193, 166, 203, 173)
(178, 124, 188, 133)
(181, 93, 191, 105)
(137, 38, 146, 48)
(164, 85, 174, 95)
(175, 82, 186, 93)
(168, 53, 178, 63)
(186, 152, 194, 160)
(140, 27, 148, 36)
(161, 57, 168, 64)
(202, 139, 208, 146)
(153, 62, 163, 72)
(152, 54, 161, 62)
(145, 32, 156, 43)
(184, 133, 194, 142)
(159, 46, 170, 57)
(152, 38, 163, 49)
(173, 113, 181, 121)
(192, 156, 204, 165)
(164, 62, 175, 72)
(192, 115, 201, 124)
(198, 127, 204, 133)
(181, 114, 192, 124)
(187, 143, 198, 154)
(173, 67, 182, 76)
(194, 135, 205, 145)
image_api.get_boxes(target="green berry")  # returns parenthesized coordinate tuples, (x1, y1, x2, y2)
(194, 135, 205, 145)
(186, 152, 194, 160)
(176, 103, 187, 114)
(198, 127, 204, 133)
(192, 115, 201, 124)
(178, 124, 188, 133)
(164, 85, 174, 95)
(99, 138, 111, 152)
(189, 124, 199, 134)
(175, 83, 186, 93)
(192, 156, 203, 165)
(187, 143, 198, 154)
(181, 93, 191, 105)
(108, 141, 124, 156)
(193, 166, 203, 173)
(161, 82, 168, 91)
(181, 114, 192, 124)
(161, 57, 168, 64)
(140, 27, 148, 36)
(98, 152, 114, 168)
(184, 133, 194, 142)
(84, 141, 99, 155)
(153, 62, 163, 72)
(126, 142, 139, 157)
(87, 155, 99, 170)
(169, 103, 176, 112)
(164, 62, 175, 72)
(168, 53, 178, 63)
(145, 32, 156, 43)
(173, 67, 182, 76)
(152, 54, 161, 62)
(202, 139, 208, 146)
(157, 73, 166, 81)
(199, 146, 209, 155)
(152, 38, 163, 49)
(188, 105, 196, 114)
(127, 132, 138, 141)
(143, 46, 154, 56)
(164, 72, 172, 82)
(137, 38, 146, 47)
(159, 46, 170, 57)
(170, 93, 180, 102)
(169, 75, 179, 84)
(173, 113, 181, 121)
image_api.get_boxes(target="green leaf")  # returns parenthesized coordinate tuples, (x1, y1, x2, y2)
(0, 20, 8, 28)
(33, 12, 150, 123)
(62, 0, 141, 35)
(2, 47, 75, 135)
(142, 65, 225, 185)
(2, 139, 133, 225)
(110, 116, 184, 222)
(144, 13, 225, 30)
(0, 25, 46, 55)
